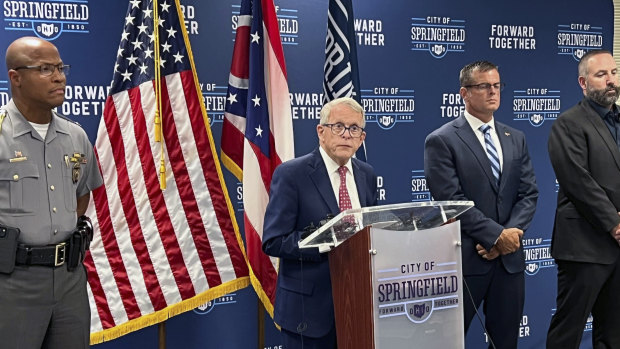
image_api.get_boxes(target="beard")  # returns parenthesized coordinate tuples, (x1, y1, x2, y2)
(587, 83, 620, 107)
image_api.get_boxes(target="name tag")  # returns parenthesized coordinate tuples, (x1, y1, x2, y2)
(9, 156, 27, 163)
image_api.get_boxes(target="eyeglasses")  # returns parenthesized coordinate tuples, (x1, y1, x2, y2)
(13, 63, 70, 77)
(322, 122, 365, 137)
(463, 82, 505, 92)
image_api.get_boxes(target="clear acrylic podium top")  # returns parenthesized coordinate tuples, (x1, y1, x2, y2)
(298, 201, 474, 250)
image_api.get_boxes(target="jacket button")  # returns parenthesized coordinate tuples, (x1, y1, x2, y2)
(296, 322, 308, 333)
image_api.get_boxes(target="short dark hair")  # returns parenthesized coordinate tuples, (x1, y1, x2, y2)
(459, 61, 499, 87)
(578, 49, 613, 77)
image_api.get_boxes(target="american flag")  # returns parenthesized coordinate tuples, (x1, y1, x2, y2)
(221, 0, 294, 316)
(86, 0, 249, 343)
(323, 0, 366, 161)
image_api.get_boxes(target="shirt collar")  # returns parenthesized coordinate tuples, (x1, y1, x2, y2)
(6, 99, 69, 136)
(587, 97, 619, 120)
(319, 146, 353, 175)
(463, 109, 496, 133)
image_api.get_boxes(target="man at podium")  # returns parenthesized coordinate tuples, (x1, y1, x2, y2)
(263, 97, 378, 349)
(424, 61, 538, 348)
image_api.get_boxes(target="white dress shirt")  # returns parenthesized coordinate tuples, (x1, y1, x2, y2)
(463, 110, 504, 170)
(319, 146, 361, 210)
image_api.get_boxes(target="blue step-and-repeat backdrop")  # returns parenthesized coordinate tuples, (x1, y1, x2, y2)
(0, 0, 613, 348)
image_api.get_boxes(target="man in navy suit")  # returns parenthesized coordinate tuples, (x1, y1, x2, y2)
(547, 50, 620, 348)
(424, 61, 538, 349)
(262, 97, 377, 349)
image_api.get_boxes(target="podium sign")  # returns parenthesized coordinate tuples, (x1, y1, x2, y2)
(372, 223, 464, 348)
(299, 201, 472, 349)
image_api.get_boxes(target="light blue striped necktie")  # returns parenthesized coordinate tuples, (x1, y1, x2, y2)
(479, 124, 501, 185)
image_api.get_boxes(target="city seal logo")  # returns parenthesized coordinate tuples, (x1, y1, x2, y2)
(413, 304, 426, 318)
(406, 301, 433, 323)
(431, 44, 447, 58)
(530, 113, 544, 126)
(193, 294, 237, 315)
(525, 263, 540, 275)
(574, 49, 585, 60)
(378, 115, 395, 129)
(193, 300, 216, 315)
(40, 23, 56, 37)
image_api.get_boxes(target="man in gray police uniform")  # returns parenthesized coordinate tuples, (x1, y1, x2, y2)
(0, 37, 103, 348)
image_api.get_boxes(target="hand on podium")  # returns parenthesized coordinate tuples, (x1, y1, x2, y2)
(300, 214, 336, 240)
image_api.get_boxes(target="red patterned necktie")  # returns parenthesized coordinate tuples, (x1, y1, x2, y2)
(338, 166, 352, 212)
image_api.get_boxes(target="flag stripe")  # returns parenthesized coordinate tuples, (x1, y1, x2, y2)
(230, 25, 251, 80)
(85, 251, 115, 329)
(179, 72, 249, 278)
(86, 271, 103, 333)
(87, 149, 122, 331)
(97, 98, 144, 321)
(130, 82, 185, 306)
(115, 88, 167, 312)
(261, 0, 287, 78)
(220, 118, 245, 175)
(160, 74, 222, 288)
(263, 27, 294, 162)
(112, 88, 191, 306)
(91, 170, 132, 326)
(244, 213, 277, 301)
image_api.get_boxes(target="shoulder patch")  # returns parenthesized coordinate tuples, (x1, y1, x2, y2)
(0, 108, 7, 134)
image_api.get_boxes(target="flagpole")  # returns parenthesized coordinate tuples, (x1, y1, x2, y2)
(158, 322, 166, 349)
(153, 0, 167, 189)
(152, 0, 168, 343)
(258, 302, 265, 348)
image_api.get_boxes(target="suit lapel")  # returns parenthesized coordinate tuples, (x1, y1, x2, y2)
(352, 160, 367, 206)
(454, 117, 499, 192)
(580, 100, 620, 172)
(308, 149, 340, 213)
(495, 122, 513, 192)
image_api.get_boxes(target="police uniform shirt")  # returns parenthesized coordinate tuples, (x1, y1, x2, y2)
(0, 99, 103, 245)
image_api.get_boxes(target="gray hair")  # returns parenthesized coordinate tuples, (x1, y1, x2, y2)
(320, 97, 365, 127)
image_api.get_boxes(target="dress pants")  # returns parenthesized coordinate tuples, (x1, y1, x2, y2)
(0, 264, 90, 349)
(547, 257, 620, 349)
(463, 259, 525, 349)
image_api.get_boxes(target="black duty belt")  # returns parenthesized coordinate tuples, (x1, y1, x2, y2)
(15, 242, 67, 267)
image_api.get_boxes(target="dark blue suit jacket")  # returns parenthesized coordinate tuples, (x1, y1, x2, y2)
(424, 116, 538, 275)
(262, 148, 377, 338)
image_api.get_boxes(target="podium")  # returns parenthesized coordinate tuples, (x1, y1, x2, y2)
(298, 201, 473, 349)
